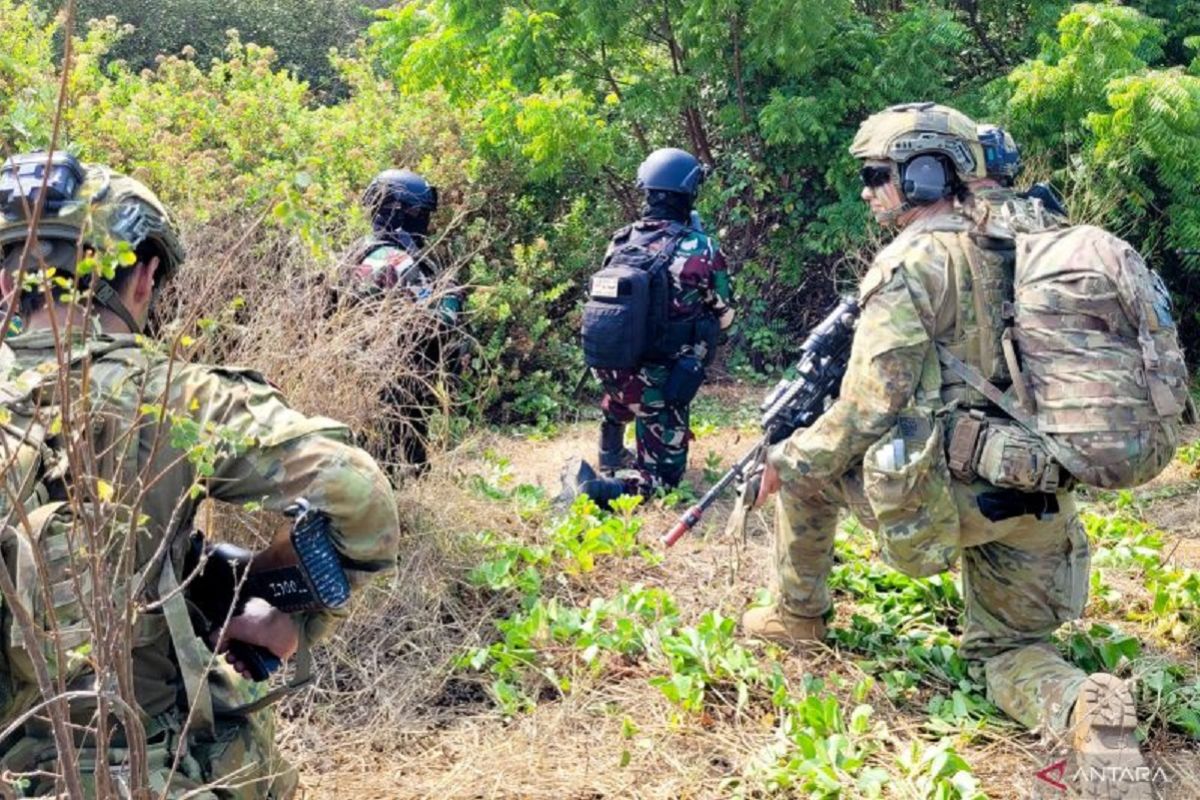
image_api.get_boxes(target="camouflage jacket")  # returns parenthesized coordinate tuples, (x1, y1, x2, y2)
(0, 328, 399, 720)
(768, 209, 997, 494)
(343, 233, 462, 326)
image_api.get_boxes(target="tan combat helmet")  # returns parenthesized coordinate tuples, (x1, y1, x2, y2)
(0, 151, 185, 329)
(850, 102, 986, 182)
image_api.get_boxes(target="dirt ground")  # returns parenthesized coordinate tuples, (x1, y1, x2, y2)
(282, 403, 1200, 799)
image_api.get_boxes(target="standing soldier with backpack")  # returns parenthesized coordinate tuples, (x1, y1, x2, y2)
(341, 168, 464, 475)
(562, 148, 735, 508)
(745, 104, 1188, 797)
(0, 153, 399, 797)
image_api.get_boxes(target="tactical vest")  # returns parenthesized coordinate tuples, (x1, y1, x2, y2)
(888, 213, 1016, 409)
(0, 338, 234, 762)
(893, 213, 1065, 494)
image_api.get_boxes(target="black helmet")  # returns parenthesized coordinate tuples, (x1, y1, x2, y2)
(635, 148, 708, 199)
(363, 169, 438, 212)
(362, 169, 438, 238)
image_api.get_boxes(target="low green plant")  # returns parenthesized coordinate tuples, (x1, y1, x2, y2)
(548, 493, 654, 574)
(736, 685, 888, 798)
(650, 611, 764, 713)
(894, 738, 988, 800)
(463, 449, 549, 519)
(459, 584, 680, 715)
(1082, 511, 1199, 644)
(702, 450, 724, 484)
(1062, 623, 1200, 738)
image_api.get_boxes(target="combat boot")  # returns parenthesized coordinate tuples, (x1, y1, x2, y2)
(741, 605, 826, 646)
(557, 457, 628, 510)
(598, 420, 635, 473)
(1067, 673, 1152, 799)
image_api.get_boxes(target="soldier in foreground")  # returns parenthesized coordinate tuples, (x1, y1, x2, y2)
(563, 148, 735, 507)
(0, 153, 399, 797)
(745, 104, 1187, 796)
(342, 168, 463, 474)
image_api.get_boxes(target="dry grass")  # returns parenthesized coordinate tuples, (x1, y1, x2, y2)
(155, 218, 476, 477)
(264, 409, 1200, 799)
(142, 235, 1200, 798)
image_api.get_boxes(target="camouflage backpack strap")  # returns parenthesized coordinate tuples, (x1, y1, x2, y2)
(954, 229, 1032, 410)
(157, 561, 216, 737)
(935, 344, 1092, 481)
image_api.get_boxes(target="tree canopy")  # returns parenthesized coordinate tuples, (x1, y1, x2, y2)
(1, 0, 1198, 421)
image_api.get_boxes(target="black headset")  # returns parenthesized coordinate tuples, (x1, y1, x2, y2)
(900, 154, 953, 204)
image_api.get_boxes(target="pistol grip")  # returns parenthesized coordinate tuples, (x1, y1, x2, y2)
(228, 641, 282, 682)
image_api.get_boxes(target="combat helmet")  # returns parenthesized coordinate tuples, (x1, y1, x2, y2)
(635, 148, 708, 199)
(977, 124, 1023, 186)
(0, 151, 185, 329)
(851, 102, 985, 181)
(363, 168, 438, 238)
(850, 103, 985, 220)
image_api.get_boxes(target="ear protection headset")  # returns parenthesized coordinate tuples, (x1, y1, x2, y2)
(899, 154, 953, 204)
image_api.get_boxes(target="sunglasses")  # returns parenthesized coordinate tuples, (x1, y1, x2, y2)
(859, 165, 894, 189)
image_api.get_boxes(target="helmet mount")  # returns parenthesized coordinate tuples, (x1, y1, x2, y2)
(0, 151, 185, 332)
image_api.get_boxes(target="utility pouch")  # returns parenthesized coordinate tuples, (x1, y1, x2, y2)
(946, 411, 986, 482)
(581, 265, 650, 369)
(695, 315, 721, 366)
(663, 355, 704, 408)
(946, 411, 1061, 493)
(975, 421, 1061, 493)
(863, 407, 960, 578)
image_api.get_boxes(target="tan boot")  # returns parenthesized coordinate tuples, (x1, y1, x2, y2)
(1067, 673, 1152, 799)
(741, 605, 826, 646)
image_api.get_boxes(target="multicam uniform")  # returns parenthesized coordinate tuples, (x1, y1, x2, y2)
(593, 220, 735, 494)
(0, 329, 399, 798)
(767, 209, 1092, 736)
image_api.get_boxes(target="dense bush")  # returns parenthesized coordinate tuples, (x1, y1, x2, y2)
(37, 0, 388, 94)
(1, 1, 1198, 425)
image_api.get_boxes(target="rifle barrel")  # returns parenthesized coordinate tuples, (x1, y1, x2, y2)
(660, 441, 762, 547)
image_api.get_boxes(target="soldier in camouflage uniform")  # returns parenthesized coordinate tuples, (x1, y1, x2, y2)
(563, 148, 734, 507)
(342, 168, 463, 474)
(745, 105, 1151, 797)
(973, 123, 1069, 232)
(0, 154, 399, 797)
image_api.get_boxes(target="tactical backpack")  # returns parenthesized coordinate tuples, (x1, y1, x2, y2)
(0, 340, 239, 775)
(581, 222, 688, 370)
(940, 224, 1189, 490)
(1, 341, 164, 731)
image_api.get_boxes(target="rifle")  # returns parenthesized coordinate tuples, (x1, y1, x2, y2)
(661, 297, 861, 547)
(184, 498, 352, 680)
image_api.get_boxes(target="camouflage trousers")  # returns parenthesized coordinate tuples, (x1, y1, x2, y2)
(594, 363, 693, 495)
(774, 471, 1090, 736)
(0, 706, 297, 799)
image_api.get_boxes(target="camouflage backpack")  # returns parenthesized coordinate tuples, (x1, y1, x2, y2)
(940, 224, 1190, 489)
(0, 340, 169, 731)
